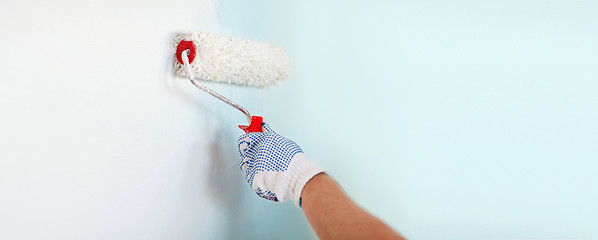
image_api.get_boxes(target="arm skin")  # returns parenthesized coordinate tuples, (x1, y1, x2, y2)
(301, 173, 405, 240)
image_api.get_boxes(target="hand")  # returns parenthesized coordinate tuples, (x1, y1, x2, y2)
(237, 123, 324, 207)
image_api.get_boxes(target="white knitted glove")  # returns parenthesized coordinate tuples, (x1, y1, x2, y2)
(237, 123, 325, 207)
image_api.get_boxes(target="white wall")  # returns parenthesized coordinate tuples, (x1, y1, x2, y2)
(0, 0, 312, 239)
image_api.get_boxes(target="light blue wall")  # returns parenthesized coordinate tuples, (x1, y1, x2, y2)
(254, 0, 598, 239)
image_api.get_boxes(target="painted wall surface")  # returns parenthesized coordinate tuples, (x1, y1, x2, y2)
(0, 0, 312, 239)
(257, 0, 598, 239)
(3, 0, 597, 239)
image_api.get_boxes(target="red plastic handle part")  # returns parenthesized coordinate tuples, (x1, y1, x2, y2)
(239, 116, 263, 133)
(176, 40, 197, 64)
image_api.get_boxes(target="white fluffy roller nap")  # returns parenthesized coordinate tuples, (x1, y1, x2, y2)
(173, 32, 292, 87)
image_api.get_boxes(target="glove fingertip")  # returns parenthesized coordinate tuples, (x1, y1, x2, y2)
(237, 134, 248, 144)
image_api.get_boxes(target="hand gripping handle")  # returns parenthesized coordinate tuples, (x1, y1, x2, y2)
(239, 116, 263, 133)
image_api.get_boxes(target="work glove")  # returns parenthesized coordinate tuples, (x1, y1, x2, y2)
(237, 123, 325, 207)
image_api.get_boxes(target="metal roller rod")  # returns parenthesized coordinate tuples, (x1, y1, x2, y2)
(181, 50, 252, 125)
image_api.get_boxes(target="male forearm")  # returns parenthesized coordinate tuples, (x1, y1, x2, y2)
(301, 173, 405, 240)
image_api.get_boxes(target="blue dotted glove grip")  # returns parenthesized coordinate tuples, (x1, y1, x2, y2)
(238, 124, 324, 206)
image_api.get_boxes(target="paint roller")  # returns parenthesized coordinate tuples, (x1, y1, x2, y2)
(173, 32, 291, 133)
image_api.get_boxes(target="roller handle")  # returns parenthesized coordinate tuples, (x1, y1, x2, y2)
(239, 116, 263, 133)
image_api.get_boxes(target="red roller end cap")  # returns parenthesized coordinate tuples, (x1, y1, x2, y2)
(176, 40, 196, 64)
(239, 116, 263, 133)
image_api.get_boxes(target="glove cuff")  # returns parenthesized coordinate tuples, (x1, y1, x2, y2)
(287, 153, 325, 207)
